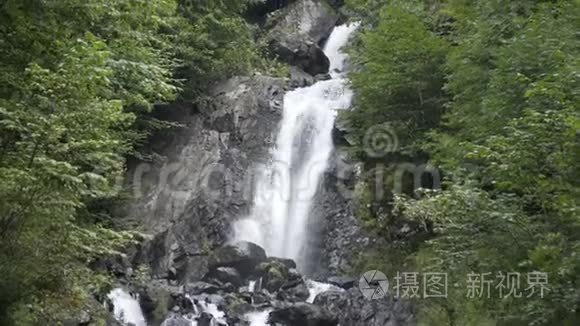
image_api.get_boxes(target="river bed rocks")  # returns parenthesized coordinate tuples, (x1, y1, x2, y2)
(106, 242, 414, 326)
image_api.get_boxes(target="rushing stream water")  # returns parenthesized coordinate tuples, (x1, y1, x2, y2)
(233, 23, 358, 266)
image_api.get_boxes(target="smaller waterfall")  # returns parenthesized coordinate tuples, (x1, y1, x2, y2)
(244, 310, 271, 326)
(306, 280, 343, 303)
(248, 280, 257, 293)
(107, 288, 147, 326)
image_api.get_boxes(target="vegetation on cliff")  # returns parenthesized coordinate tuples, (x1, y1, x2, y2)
(345, 0, 579, 324)
(0, 0, 277, 324)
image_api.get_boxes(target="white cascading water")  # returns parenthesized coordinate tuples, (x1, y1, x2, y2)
(233, 23, 358, 265)
(107, 288, 147, 326)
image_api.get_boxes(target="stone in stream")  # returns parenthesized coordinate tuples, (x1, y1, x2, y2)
(289, 66, 315, 88)
(255, 260, 292, 292)
(197, 312, 214, 326)
(326, 276, 356, 289)
(267, 256, 298, 269)
(209, 241, 267, 277)
(204, 267, 243, 288)
(269, 302, 338, 326)
(278, 281, 310, 302)
(186, 281, 221, 295)
(137, 280, 181, 325)
(313, 288, 416, 326)
(161, 314, 192, 326)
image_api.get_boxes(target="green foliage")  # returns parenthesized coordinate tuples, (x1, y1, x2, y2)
(344, 1, 447, 157)
(0, 0, 270, 324)
(346, 0, 579, 325)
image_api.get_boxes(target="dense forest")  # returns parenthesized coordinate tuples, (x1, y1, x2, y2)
(344, 0, 579, 325)
(0, 0, 577, 325)
(0, 0, 282, 324)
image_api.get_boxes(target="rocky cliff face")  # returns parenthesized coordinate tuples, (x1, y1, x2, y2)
(123, 76, 286, 282)
(265, 0, 339, 75)
(121, 0, 365, 288)
(109, 1, 414, 325)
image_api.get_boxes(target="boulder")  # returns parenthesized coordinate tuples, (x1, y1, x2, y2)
(222, 294, 255, 324)
(326, 276, 356, 290)
(186, 281, 221, 295)
(197, 312, 214, 326)
(255, 260, 291, 292)
(267, 257, 298, 270)
(138, 280, 181, 325)
(209, 241, 267, 277)
(313, 288, 416, 326)
(205, 267, 243, 288)
(278, 281, 310, 302)
(162, 314, 192, 326)
(269, 303, 338, 326)
(312, 291, 350, 318)
(266, 0, 339, 75)
(314, 73, 332, 81)
(289, 66, 315, 88)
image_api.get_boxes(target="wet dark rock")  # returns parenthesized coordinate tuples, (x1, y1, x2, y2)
(289, 66, 315, 88)
(221, 282, 236, 293)
(332, 112, 356, 147)
(186, 281, 221, 295)
(265, 0, 339, 75)
(209, 241, 267, 277)
(312, 291, 349, 317)
(252, 292, 272, 305)
(255, 260, 291, 292)
(90, 253, 132, 278)
(205, 267, 243, 288)
(269, 302, 338, 326)
(287, 268, 302, 281)
(279, 281, 310, 302)
(314, 73, 332, 81)
(313, 288, 416, 326)
(137, 280, 180, 325)
(326, 276, 356, 289)
(197, 312, 214, 326)
(267, 257, 298, 270)
(305, 148, 373, 277)
(162, 314, 192, 326)
(272, 43, 329, 76)
(223, 296, 255, 324)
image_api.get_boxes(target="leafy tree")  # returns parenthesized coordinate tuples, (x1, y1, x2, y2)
(0, 0, 271, 323)
(346, 0, 579, 324)
(344, 1, 447, 158)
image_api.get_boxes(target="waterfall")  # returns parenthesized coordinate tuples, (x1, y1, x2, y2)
(107, 288, 147, 326)
(233, 23, 358, 266)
